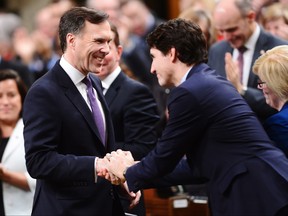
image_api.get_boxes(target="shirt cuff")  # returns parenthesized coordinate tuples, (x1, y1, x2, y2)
(94, 157, 98, 183)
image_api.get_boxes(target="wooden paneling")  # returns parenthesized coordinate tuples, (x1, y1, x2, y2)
(168, 0, 180, 19)
(144, 189, 211, 216)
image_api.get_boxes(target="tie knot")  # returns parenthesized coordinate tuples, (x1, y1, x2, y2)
(238, 46, 247, 54)
(82, 76, 92, 88)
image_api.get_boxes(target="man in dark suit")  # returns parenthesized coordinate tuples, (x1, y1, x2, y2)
(208, 0, 288, 122)
(101, 19, 288, 216)
(92, 23, 160, 216)
(23, 7, 139, 216)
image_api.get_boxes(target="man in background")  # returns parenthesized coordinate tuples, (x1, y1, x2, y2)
(208, 0, 288, 122)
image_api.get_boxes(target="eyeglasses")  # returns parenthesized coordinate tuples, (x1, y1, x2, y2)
(257, 81, 266, 89)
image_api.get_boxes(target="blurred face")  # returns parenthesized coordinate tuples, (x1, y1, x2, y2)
(70, 21, 112, 75)
(93, 32, 122, 80)
(258, 80, 281, 110)
(214, 3, 255, 49)
(0, 79, 22, 124)
(150, 48, 175, 87)
(264, 18, 287, 39)
(121, 1, 149, 36)
(88, 0, 121, 22)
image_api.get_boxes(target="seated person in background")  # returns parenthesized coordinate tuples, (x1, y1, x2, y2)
(0, 69, 36, 215)
(253, 45, 288, 157)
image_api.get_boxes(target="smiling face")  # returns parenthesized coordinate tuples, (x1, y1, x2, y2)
(93, 29, 122, 80)
(150, 47, 175, 88)
(68, 20, 112, 75)
(213, 0, 255, 49)
(0, 79, 22, 125)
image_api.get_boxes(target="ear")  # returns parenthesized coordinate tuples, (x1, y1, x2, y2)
(117, 45, 123, 60)
(246, 10, 256, 23)
(169, 47, 177, 63)
(67, 33, 75, 48)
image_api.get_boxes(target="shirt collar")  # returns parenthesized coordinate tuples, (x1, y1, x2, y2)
(59, 55, 85, 85)
(244, 24, 260, 51)
(181, 66, 193, 83)
(101, 66, 121, 90)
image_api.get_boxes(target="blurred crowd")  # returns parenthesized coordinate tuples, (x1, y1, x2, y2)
(1, 0, 288, 100)
(1, 0, 288, 214)
(1, 0, 288, 85)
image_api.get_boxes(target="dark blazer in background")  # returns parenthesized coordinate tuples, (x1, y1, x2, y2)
(23, 61, 124, 216)
(208, 29, 288, 122)
(124, 63, 288, 216)
(103, 71, 160, 160)
(264, 102, 288, 157)
(0, 58, 34, 88)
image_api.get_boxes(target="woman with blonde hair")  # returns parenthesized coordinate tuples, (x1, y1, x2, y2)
(253, 45, 288, 157)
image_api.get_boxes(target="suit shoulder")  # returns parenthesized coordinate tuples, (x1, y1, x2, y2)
(209, 40, 231, 52)
(260, 31, 288, 46)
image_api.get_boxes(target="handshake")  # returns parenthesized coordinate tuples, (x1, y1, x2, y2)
(97, 149, 141, 208)
(97, 149, 137, 184)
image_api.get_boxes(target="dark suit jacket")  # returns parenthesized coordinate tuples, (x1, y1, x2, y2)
(23, 61, 124, 216)
(102, 71, 159, 216)
(0, 58, 34, 88)
(264, 102, 288, 157)
(208, 29, 288, 122)
(103, 71, 159, 161)
(124, 63, 288, 215)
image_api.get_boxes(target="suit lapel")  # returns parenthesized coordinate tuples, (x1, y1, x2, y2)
(54, 64, 103, 142)
(250, 29, 268, 87)
(104, 72, 124, 105)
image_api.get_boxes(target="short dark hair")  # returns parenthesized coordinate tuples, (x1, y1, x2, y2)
(0, 69, 27, 117)
(146, 18, 208, 65)
(110, 22, 120, 47)
(59, 7, 109, 52)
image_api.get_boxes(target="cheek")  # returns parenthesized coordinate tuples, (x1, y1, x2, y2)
(14, 97, 22, 111)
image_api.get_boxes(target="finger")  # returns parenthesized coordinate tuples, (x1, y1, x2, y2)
(129, 191, 141, 209)
(105, 153, 112, 160)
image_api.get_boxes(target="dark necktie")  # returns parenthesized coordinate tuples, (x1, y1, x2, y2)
(82, 76, 105, 144)
(237, 46, 247, 84)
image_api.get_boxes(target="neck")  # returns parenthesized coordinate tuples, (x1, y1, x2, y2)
(277, 100, 287, 111)
(0, 121, 17, 138)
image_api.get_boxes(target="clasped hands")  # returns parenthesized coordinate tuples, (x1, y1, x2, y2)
(97, 150, 140, 208)
(97, 149, 136, 184)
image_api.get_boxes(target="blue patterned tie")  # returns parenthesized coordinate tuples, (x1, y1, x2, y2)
(82, 76, 105, 144)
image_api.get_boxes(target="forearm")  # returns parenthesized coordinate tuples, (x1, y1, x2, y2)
(1, 170, 30, 191)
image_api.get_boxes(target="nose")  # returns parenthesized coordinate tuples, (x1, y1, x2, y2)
(150, 64, 156, 74)
(101, 42, 110, 56)
(223, 31, 233, 41)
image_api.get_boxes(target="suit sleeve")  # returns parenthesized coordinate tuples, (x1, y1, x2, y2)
(124, 87, 207, 192)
